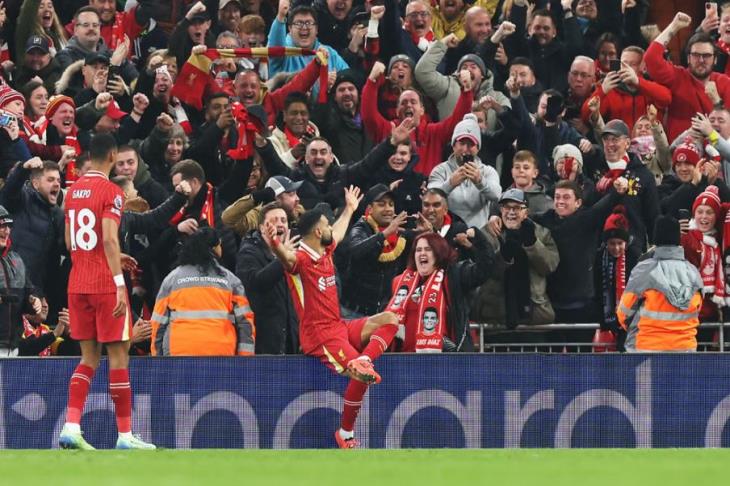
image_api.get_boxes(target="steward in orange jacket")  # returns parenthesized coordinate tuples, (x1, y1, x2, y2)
(150, 228, 255, 356)
(617, 216, 703, 352)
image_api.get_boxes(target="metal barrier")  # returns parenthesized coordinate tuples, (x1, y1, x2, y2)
(469, 321, 727, 353)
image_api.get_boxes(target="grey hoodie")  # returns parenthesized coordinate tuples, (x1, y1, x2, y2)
(415, 40, 510, 129)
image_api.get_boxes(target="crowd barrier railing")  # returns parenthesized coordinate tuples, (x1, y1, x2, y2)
(469, 322, 727, 353)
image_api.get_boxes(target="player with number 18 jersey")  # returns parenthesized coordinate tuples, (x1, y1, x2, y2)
(65, 170, 128, 341)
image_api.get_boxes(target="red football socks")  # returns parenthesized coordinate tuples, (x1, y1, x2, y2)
(362, 324, 398, 361)
(66, 364, 95, 424)
(109, 368, 132, 434)
(341, 379, 368, 432)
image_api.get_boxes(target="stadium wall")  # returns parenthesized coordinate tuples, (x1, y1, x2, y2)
(1, 355, 729, 449)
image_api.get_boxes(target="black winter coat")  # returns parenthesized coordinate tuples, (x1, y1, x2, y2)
(0, 244, 35, 349)
(0, 164, 64, 292)
(236, 231, 300, 355)
(258, 139, 396, 209)
(534, 190, 621, 307)
(341, 219, 411, 315)
(311, 103, 375, 166)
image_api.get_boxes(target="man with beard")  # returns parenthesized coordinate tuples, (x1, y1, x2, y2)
(267, 186, 400, 448)
(15, 36, 63, 94)
(341, 184, 431, 319)
(222, 175, 305, 237)
(442, 6, 494, 74)
(257, 117, 414, 209)
(427, 113, 501, 229)
(312, 70, 374, 164)
(415, 35, 510, 124)
(430, 0, 495, 41)
(645, 12, 730, 141)
(71, 0, 158, 52)
(216, 0, 244, 35)
(505, 4, 582, 93)
(236, 202, 300, 354)
(0, 158, 63, 298)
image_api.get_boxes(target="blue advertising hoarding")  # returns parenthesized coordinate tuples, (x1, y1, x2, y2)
(1, 354, 729, 449)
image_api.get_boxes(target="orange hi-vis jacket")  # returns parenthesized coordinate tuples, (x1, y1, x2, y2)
(151, 263, 255, 356)
(616, 246, 703, 352)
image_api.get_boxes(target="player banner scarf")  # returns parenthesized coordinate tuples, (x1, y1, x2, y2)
(386, 268, 447, 353)
(171, 47, 329, 110)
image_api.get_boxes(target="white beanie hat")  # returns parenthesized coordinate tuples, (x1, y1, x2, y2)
(451, 114, 481, 149)
(552, 144, 583, 171)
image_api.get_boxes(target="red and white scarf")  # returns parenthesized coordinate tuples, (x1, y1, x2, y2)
(437, 213, 452, 238)
(22, 317, 54, 357)
(386, 268, 447, 353)
(691, 228, 726, 305)
(718, 39, 730, 77)
(596, 155, 629, 193)
(409, 30, 435, 52)
(170, 182, 215, 226)
(35, 117, 81, 187)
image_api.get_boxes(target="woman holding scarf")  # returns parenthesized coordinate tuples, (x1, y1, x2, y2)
(386, 230, 493, 352)
(680, 185, 727, 322)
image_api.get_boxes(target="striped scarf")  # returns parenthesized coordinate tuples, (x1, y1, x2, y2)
(171, 47, 329, 110)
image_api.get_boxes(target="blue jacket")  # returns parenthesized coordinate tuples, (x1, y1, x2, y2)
(267, 18, 349, 84)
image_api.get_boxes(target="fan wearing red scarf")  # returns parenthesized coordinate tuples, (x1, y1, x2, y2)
(680, 185, 728, 322)
(386, 230, 493, 353)
(267, 186, 400, 450)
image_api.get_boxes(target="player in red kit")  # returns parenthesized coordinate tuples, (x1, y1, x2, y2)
(59, 133, 155, 450)
(267, 186, 400, 449)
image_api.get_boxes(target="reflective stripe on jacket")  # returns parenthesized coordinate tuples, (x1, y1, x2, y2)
(150, 264, 255, 356)
(616, 246, 703, 352)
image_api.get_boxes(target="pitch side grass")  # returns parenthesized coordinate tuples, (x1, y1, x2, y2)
(2, 449, 726, 485)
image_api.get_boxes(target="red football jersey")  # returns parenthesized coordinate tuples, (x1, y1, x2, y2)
(65, 170, 124, 294)
(288, 241, 343, 351)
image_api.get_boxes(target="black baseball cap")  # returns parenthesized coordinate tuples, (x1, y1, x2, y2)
(84, 52, 110, 66)
(366, 184, 395, 204)
(25, 35, 51, 55)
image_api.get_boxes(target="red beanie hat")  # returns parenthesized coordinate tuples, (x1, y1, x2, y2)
(0, 84, 24, 110)
(692, 185, 721, 216)
(45, 95, 75, 119)
(603, 205, 630, 241)
(672, 139, 701, 168)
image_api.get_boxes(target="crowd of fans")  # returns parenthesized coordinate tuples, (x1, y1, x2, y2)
(0, 0, 727, 356)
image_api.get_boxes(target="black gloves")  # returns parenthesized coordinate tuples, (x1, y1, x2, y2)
(519, 218, 537, 246)
(251, 187, 276, 204)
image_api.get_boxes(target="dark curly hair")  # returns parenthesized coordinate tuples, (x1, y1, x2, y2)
(176, 227, 223, 276)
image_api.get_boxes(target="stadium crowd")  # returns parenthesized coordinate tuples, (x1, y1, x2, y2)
(0, 0, 725, 357)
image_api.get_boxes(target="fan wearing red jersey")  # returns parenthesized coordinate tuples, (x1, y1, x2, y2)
(267, 186, 400, 449)
(59, 133, 155, 450)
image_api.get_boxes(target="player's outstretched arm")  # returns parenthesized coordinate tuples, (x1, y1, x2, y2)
(332, 185, 363, 244)
(102, 217, 127, 318)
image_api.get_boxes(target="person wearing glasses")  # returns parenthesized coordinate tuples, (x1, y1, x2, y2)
(267, 0, 349, 81)
(55, 6, 138, 84)
(474, 188, 559, 328)
(645, 12, 730, 141)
